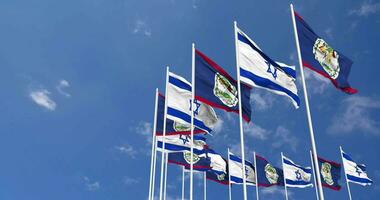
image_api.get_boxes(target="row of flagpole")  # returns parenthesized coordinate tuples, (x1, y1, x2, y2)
(147, 3, 367, 200)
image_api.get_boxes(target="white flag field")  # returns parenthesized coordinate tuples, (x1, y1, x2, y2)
(228, 153, 256, 185)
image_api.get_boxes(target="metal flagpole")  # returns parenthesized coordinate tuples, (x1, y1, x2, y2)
(182, 166, 185, 200)
(253, 151, 259, 200)
(164, 153, 168, 200)
(281, 152, 289, 200)
(233, 20, 248, 200)
(340, 146, 353, 200)
(310, 150, 319, 200)
(204, 171, 207, 200)
(290, 4, 325, 200)
(149, 89, 159, 200)
(159, 66, 170, 200)
(190, 43, 195, 200)
(228, 148, 232, 200)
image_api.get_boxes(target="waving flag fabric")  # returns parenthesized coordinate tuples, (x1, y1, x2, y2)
(228, 152, 256, 185)
(255, 154, 284, 187)
(206, 150, 229, 185)
(168, 150, 211, 171)
(167, 72, 218, 133)
(156, 134, 206, 152)
(195, 49, 252, 122)
(341, 149, 373, 186)
(282, 156, 313, 188)
(156, 94, 205, 136)
(318, 157, 342, 190)
(294, 11, 357, 94)
(236, 27, 300, 108)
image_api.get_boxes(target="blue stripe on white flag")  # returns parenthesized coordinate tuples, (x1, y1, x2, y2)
(283, 157, 312, 173)
(167, 107, 212, 133)
(347, 174, 373, 185)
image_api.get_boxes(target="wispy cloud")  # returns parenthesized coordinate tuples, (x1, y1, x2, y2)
(29, 89, 57, 111)
(56, 79, 71, 97)
(328, 95, 380, 135)
(262, 187, 292, 199)
(244, 122, 270, 140)
(132, 19, 152, 37)
(250, 92, 275, 111)
(123, 176, 139, 185)
(136, 121, 153, 143)
(83, 176, 100, 191)
(303, 69, 330, 94)
(271, 126, 298, 152)
(115, 144, 137, 158)
(349, 1, 380, 17)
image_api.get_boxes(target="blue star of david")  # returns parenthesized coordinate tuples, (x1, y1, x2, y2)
(245, 167, 249, 178)
(189, 99, 201, 116)
(295, 170, 302, 180)
(266, 60, 277, 79)
(179, 134, 190, 145)
(355, 165, 362, 176)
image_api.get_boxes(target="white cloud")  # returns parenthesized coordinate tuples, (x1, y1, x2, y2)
(123, 176, 139, 185)
(303, 69, 330, 94)
(328, 96, 380, 135)
(132, 19, 152, 37)
(349, 1, 380, 16)
(271, 126, 298, 152)
(261, 187, 292, 199)
(56, 79, 71, 97)
(29, 89, 57, 111)
(212, 117, 224, 135)
(83, 176, 100, 191)
(244, 122, 270, 140)
(136, 121, 153, 143)
(115, 144, 137, 158)
(250, 92, 275, 111)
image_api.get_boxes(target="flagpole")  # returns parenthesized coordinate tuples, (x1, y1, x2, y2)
(159, 66, 170, 200)
(290, 4, 325, 200)
(281, 152, 289, 200)
(340, 146, 353, 200)
(190, 42, 196, 200)
(164, 153, 168, 200)
(228, 148, 232, 200)
(234, 20, 248, 200)
(148, 89, 159, 200)
(152, 133, 158, 200)
(204, 171, 207, 200)
(310, 150, 319, 200)
(253, 151, 259, 200)
(182, 166, 185, 200)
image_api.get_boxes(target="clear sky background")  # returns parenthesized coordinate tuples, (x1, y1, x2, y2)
(1, 0, 380, 199)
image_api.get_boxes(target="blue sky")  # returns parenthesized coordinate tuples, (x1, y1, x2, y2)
(0, 0, 380, 199)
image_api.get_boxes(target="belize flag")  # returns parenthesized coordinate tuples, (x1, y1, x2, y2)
(168, 150, 212, 171)
(318, 157, 342, 190)
(236, 27, 300, 108)
(206, 150, 229, 185)
(195, 49, 252, 122)
(341, 149, 373, 186)
(255, 154, 284, 187)
(156, 93, 205, 136)
(167, 72, 218, 133)
(294, 11, 357, 94)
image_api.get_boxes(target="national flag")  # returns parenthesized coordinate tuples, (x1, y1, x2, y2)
(156, 93, 205, 136)
(318, 157, 342, 190)
(294, 11, 357, 94)
(156, 134, 207, 152)
(236, 27, 300, 108)
(341, 149, 373, 186)
(168, 150, 211, 171)
(194, 49, 252, 122)
(255, 154, 284, 187)
(228, 152, 256, 185)
(206, 169, 229, 185)
(167, 72, 218, 133)
(206, 149, 229, 185)
(282, 155, 313, 188)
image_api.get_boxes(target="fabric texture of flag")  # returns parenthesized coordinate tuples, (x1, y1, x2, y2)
(168, 150, 211, 171)
(255, 154, 284, 187)
(282, 155, 313, 188)
(236, 27, 300, 108)
(294, 12, 357, 94)
(228, 152, 256, 185)
(167, 72, 218, 133)
(341, 150, 373, 186)
(156, 134, 206, 152)
(318, 157, 342, 190)
(206, 150, 229, 185)
(156, 93, 205, 136)
(194, 49, 252, 122)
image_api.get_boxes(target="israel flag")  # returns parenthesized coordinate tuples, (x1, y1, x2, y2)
(283, 156, 313, 188)
(156, 134, 206, 153)
(167, 72, 218, 133)
(228, 152, 256, 185)
(236, 27, 300, 108)
(341, 149, 373, 186)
